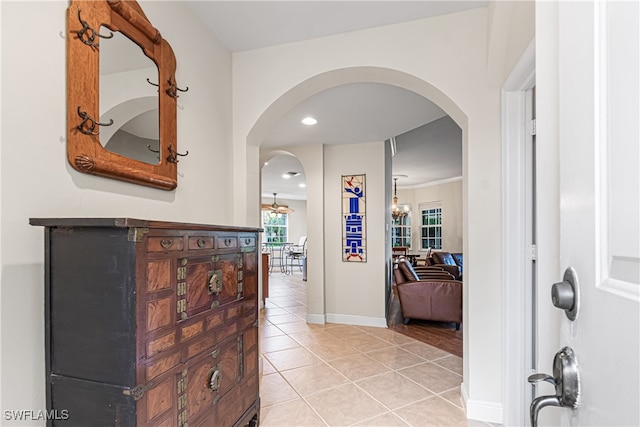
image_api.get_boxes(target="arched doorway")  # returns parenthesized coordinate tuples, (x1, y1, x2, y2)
(260, 150, 308, 280)
(236, 56, 514, 420)
(246, 66, 467, 327)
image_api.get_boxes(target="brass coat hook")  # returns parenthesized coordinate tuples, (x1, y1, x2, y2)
(147, 77, 188, 98)
(147, 144, 188, 163)
(167, 144, 188, 163)
(77, 107, 113, 135)
(76, 9, 113, 47)
(166, 76, 189, 98)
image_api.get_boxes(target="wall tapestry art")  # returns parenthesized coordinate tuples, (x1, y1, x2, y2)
(342, 174, 366, 262)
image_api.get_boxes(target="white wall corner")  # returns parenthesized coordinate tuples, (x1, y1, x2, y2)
(325, 313, 387, 328)
(500, 35, 536, 427)
(503, 38, 536, 92)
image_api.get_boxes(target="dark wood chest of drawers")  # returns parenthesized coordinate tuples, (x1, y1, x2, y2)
(30, 218, 261, 427)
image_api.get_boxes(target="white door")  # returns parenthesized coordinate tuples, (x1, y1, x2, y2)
(537, 1, 639, 425)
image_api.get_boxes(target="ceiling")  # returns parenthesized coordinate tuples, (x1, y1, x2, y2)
(185, 1, 486, 200)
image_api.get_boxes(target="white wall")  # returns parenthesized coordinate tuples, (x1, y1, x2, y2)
(0, 0, 232, 421)
(397, 179, 463, 253)
(232, 5, 534, 421)
(283, 199, 307, 245)
(324, 142, 387, 326)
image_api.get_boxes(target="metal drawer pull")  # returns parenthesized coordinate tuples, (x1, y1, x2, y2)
(197, 239, 206, 248)
(208, 271, 222, 294)
(160, 239, 173, 249)
(244, 238, 251, 245)
(208, 369, 221, 391)
(224, 238, 232, 246)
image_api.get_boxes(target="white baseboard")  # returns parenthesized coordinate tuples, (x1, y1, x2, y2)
(306, 313, 326, 325)
(466, 396, 503, 424)
(325, 313, 387, 328)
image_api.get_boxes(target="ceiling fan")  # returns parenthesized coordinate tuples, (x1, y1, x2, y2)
(262, 193, 295, 214)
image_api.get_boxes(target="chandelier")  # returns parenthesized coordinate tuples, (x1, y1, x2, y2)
(392, 177, 409, 221)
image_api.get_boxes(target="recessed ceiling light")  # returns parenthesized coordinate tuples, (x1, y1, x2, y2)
(282, 174, 291, 179)
(301, 116, 317, 126)
(299, 183, 306, 188)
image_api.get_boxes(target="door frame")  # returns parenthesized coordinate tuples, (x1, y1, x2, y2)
(501, 39, 536, 426)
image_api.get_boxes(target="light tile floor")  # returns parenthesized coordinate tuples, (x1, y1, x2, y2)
(259, 270, 493, 427)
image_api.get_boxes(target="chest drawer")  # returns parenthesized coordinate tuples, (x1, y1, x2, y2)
(217, 236, 237, 250)
(179, 336, 242, 426)
(239, 235, 256, 248)
(188, 236, 214, 250)
(176, 253, 242, 321)
(148, 236, 185, 252)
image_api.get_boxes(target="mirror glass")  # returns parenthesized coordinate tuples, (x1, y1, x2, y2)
(99, 28, 160, 165)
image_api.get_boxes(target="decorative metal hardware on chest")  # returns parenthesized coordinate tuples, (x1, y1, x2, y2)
(238, 336, 244, 380)
(208, 270, 223, 294)
(177, 368, 188, 426)
(177, 282, 186, 296)
(208, 366, 222, 391)
(122, 382, 154, 401)
(177, 299, 187, 319)
(127, 227, 149, 242)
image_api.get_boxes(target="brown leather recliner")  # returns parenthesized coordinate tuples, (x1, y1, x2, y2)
(394, 258, 462, 330)
(428, 251, 463, 280)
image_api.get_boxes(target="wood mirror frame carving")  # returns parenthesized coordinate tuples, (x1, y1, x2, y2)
(67, 0, 180, 190)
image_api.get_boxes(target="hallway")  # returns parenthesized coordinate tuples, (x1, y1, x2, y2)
(259, 272, 492, 426)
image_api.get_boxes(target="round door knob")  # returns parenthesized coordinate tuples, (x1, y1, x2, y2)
(551, 267, 580, 321)
(551, 281, 574, 311)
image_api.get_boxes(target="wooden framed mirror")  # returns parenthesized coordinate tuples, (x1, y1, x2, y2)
(67, 0, 185, 190)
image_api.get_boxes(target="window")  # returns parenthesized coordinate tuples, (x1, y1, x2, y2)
(262, 211, 288, 244)
(421, 205, 442, 249)
(391, 212, 411, 248)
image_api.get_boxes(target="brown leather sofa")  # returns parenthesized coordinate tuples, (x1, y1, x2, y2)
(393, 258, 462, 330)
(427, 251, 463, 280)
